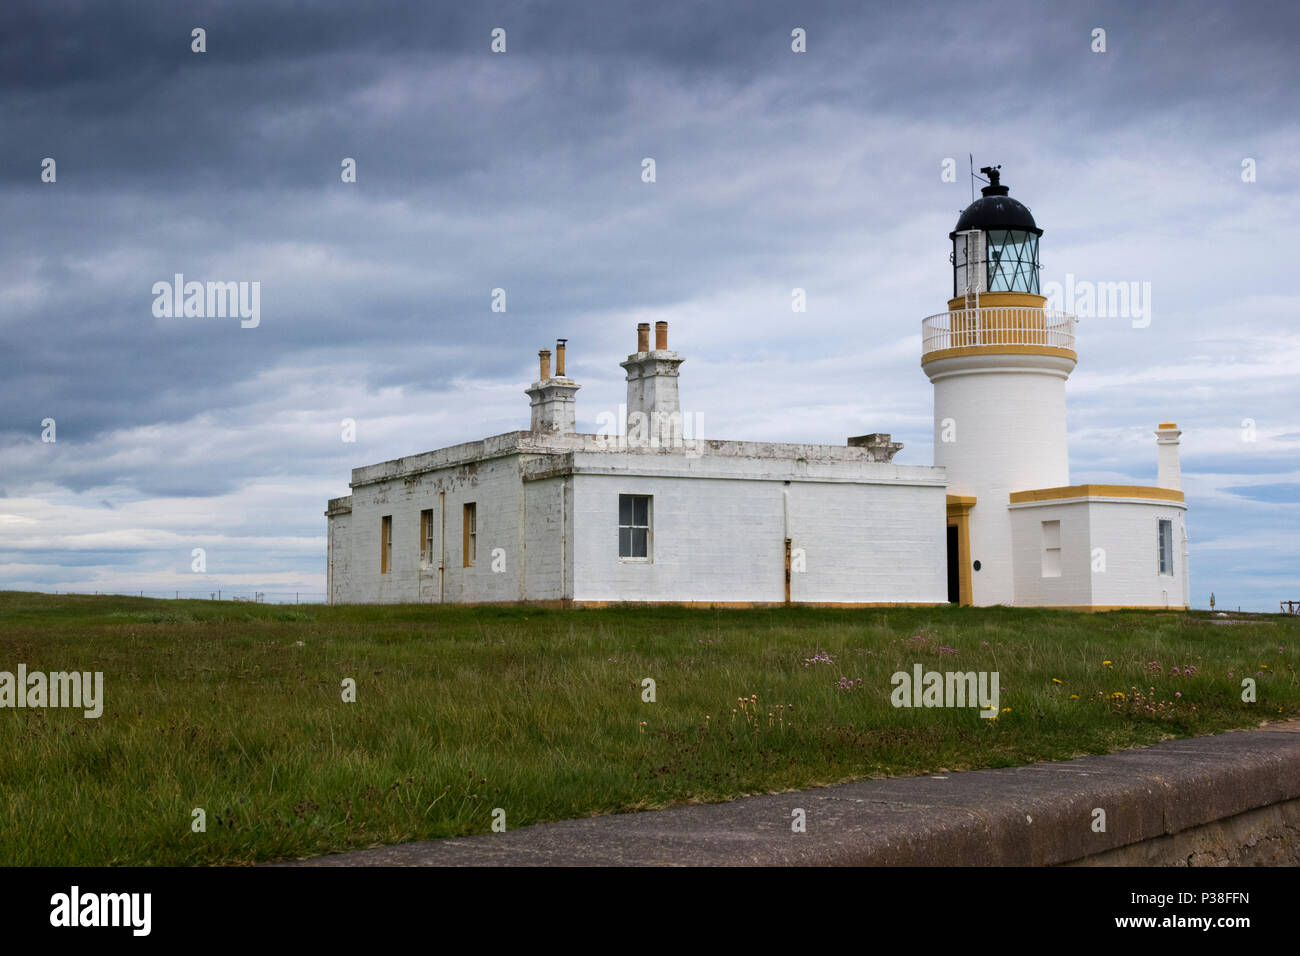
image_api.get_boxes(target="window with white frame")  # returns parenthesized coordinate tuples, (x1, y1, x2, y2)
(1158, 518, 1173, 575)
(619, 494, 651, 560)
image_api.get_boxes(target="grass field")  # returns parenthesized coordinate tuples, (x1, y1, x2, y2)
(1, 590, 1297, 865)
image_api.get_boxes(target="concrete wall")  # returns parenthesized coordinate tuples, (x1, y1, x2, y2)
(1009, 496, 1190, 608)
(341, 454, 528, 603)
(330, 433, 949, 606)
(522, 474, 570, 601)
(326, 505, 352, 605)
(1087, 499, 1189, 609)
(570, 472, 947, 604)
(1010, 500, 1093, 607)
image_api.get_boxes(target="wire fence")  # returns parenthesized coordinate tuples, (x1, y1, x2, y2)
(51, 589, 327, 604)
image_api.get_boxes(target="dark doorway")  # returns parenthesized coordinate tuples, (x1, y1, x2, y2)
(946, 525, 960, 603)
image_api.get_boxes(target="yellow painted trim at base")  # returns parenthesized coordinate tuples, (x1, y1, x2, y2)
(947, 293, 1047, 311)
(1010, 484, 1185, 504)
(400, 600, 951, 610)
(1035, 605, 1190, 613)
(345, 599, 1188, 612)
(566, 600, 949, 609)
(921, 344, 1077, 365)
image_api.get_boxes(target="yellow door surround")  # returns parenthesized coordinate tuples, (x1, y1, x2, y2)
(946, 494, 976, 607)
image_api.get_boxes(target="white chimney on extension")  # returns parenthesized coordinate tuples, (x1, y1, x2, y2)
(1155, 421, 1182, 491)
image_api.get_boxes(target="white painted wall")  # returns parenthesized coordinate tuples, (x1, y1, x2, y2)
(570, 473, 947, 604)
(1009, 500, 1093, 607)
(1009, 497, 1189, 608)
(1087, 500, 1189, 608)
(927, 352, 1074, 605)
(327, 507, 352, 605)
(340, 455, 530, 603)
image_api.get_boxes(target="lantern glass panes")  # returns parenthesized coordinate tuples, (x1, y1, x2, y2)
(984, 229, 1040, 293)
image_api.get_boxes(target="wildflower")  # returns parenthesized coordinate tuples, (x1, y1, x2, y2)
(1051, 678, 1062, 685)
(1175, 692, 1181, 698)
(1068, 694, 1079, 700)
(1111, 692, 1125, 700)
(1001, 707, 1011, 713)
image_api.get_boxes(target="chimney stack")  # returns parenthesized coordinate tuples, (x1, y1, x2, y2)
(1156, 422, 1182, 491)
(525, 340, 579, 435)
(620, 321, 685, 448)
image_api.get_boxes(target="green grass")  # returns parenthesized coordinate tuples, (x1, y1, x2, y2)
(0, 590, 1296, 865)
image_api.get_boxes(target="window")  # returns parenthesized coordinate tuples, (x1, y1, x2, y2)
(619, 494, 651, 560)
(463, 503, 477, 567)
(420, 509, 434, 568)
(984, 229, 1040, 294)
(380, 515, 393, 574)
(1158, 518, 1173, 575)
(1041, 520, 1061, 578)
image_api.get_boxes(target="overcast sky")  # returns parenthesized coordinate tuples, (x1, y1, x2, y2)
(1, 0, 1296, 609)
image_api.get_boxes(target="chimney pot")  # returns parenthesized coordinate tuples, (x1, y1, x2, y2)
(655, 321, 668, 350)
(555, 339, 567, 377)
(636, 323, 650, 353)
(538, 349, 551, 380)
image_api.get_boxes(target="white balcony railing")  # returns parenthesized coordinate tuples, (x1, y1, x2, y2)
(921, 307, 1076, 359)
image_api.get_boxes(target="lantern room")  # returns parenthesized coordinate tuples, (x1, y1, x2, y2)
(950, 166, 1043, 298)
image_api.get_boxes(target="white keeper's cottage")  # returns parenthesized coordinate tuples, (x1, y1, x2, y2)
(326, 170, 1190, 609)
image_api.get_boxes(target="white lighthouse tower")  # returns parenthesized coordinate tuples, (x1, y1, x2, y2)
(922, 166, 1189, 609)
(922, 167, 1075, 606)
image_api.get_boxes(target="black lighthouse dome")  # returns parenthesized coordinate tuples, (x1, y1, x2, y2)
(950, 167, 1042, 238)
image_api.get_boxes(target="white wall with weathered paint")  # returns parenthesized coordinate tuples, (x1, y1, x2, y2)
(569, 459, 948, 605)
(327, 434, 949, 605)
(1087, 499, 1189, 609)
(1009, 497, 1190, 608)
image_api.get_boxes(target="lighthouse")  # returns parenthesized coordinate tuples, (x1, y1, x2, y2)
(922, 167, 1188, 609)
(922, 167, 1076, 606)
